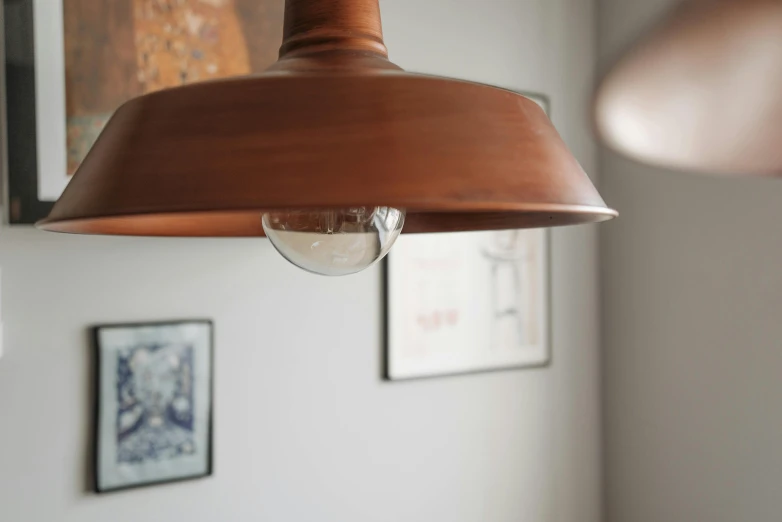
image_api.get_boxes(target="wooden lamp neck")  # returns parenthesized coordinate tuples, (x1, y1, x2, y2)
(278, 0, 388, 59)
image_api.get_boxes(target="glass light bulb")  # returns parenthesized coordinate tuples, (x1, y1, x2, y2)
(261, 207, 405, 276)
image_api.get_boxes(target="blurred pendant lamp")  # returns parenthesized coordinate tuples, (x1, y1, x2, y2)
(38, 0, 616, 275)
(594, 0, 782, 175)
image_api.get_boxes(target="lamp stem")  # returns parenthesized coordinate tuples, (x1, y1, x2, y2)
(278, 0, 388, 59)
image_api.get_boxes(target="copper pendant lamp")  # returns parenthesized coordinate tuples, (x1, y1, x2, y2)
(594, 0, 782, 175)
(38, 0, 616, 274)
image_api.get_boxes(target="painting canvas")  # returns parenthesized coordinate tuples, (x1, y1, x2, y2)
(385, 93, 551, 381)
(94, 320, 213, 492)
(3, 0, 284, 223)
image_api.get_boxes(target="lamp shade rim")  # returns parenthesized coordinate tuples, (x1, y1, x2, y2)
(37, 205, 618, 237)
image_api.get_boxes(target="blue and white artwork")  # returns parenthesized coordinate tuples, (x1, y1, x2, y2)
(116, 343, 196, 463)
(95, 321, 212, 492)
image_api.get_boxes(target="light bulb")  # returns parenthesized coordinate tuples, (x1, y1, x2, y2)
(262, 207, 405, 276)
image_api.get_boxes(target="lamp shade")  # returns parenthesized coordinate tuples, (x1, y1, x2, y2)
(594, 0, 782, 175)
(38, 0, 616, 236)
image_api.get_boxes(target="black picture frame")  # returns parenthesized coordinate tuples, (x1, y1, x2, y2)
(3, 0, 286, 225)
(383, 91, 553, 382)
(92, 320, 214, 493)
(2, 0, 53, 224)
(383, 231, 553, 382)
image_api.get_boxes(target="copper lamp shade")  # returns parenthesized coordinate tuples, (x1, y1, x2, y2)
(594, 0, 782, 175)
(38, 0, 616, 236)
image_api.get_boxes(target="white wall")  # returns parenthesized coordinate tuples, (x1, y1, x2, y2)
(599, 1, 782, 521)
(0, 1, 603, 521)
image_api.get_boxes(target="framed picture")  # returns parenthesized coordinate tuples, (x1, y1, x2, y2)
(93, 320, 214, 493)
(2, 0, 283, 223)
(384, 93, 551, 381)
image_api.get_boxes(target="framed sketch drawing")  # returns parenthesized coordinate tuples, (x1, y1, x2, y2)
(93, 320, 214, 492)
(2, 0, 283, 223)
(385, 93, 551, 381)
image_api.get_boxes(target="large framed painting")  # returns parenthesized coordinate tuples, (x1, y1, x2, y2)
(93, 320, 214, 493)
(2, 0, 284, 224)
(385, 93, 551, 381)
